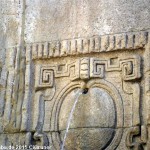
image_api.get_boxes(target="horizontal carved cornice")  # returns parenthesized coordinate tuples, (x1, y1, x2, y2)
(28, 30, 149, 59)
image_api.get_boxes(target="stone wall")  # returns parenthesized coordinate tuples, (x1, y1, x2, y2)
(0, 0, 150, 149)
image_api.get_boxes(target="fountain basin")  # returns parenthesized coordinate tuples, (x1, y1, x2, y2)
(59, 87, 116, 149)
(60, 128, 115, 150)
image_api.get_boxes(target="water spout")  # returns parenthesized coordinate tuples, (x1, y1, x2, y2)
(60, 89, 83, 150)
(82, 88, 88, 94)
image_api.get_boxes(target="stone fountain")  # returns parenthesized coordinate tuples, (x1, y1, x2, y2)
(0, 0, 150, 150)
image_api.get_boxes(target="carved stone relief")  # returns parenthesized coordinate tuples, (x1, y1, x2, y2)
(0, 30, 150, 149)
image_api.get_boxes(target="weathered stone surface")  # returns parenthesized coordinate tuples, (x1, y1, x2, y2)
(25, 0, 150, 43)
(60, 128, 115, 150)
(59, 88, 115, 129)
(0, 0, 150, 150)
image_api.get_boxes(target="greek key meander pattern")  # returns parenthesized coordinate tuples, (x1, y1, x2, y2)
(35, 56, 141, 89)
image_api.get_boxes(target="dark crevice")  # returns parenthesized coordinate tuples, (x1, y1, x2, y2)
(59, 126, 116, 132)
(82, 88, 88, 94)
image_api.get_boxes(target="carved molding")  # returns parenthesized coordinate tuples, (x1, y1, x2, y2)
(1, 30, 149, 60)
(35, 55, 141, 89)
(122, 81, 140, 126)
(91, 55, 141, 81)
(50, 80, 123, 150)
(30, 30, 148, 59)
(145, 71, 150, 95)
(126, 125, 148, 149)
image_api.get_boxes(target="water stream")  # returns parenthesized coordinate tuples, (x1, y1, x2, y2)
(60, 89, 83, 150)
